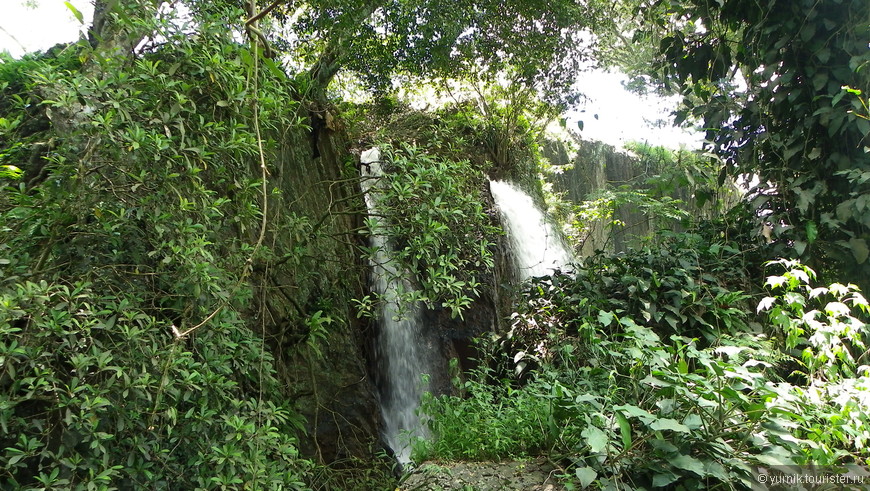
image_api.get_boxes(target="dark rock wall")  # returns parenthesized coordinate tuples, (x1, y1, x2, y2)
(252, 115, 381, 463)
(544, 138, 676, 254)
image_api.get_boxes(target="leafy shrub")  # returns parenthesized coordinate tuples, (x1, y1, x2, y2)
(0, 5, 317, 489)
(759, 259, 870, 381)
(415, 362, 553, 461)
(361, 143, 498, 318)
(0, 281, 309, 489)
(417, 233, 870, 489)
(506, 229, 756, 359)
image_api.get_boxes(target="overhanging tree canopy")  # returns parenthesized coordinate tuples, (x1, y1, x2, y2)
(640, 0, 870, 287)
(162, 0, 628, 106)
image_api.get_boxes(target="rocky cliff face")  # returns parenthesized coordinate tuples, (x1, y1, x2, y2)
(543, 138, 649, 254)
(252, 114, 381, 462)
(543, 137, 708, 255)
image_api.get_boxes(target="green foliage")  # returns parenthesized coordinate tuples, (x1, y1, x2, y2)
(0, 281, 309, 489)
(759, 259, 870, 382)
(648, 0, 870, 288)
(362, 143, 497, 318)
(514, 229, 756, 349)
(0, 4, 318, 488)
(446, 82, 557, 181)
(418, 231, 870, 488)
(414, 359, 552, 460)
(278, 0, 625, 106)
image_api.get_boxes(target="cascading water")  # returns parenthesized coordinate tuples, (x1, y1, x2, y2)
(490, 180, 573, 279)
(360, 148, 433, 465)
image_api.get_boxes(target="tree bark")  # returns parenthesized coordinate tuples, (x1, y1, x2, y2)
(87, 0, 160, 55)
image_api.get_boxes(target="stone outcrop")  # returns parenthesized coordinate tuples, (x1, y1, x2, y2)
(253, 114, 381, 462)
(544, 138, 649, 254)
(543, 137, 712, 255)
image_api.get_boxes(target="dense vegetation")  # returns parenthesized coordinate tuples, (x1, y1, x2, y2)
(0, 0, 868, 489)
(645, 0, 870, 288)
(0, 6, 317, 489)
(416, 228, 870, 488)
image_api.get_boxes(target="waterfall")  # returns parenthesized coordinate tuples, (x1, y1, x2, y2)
(490, 180, 573, 279)
(360, 148, 432, 465)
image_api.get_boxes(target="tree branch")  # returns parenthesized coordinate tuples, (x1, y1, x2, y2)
(308, 0, 384, 93)
(245, 0, 287, 26)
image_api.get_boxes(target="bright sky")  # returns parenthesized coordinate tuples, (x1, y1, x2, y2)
(0, 1, 94, 58)
(568, 70, 702, 150)
(0, 2, 700, 150)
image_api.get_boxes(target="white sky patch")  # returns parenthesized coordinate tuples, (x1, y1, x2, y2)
(567, 70, 702, 150)
(0, 1, 94, 58)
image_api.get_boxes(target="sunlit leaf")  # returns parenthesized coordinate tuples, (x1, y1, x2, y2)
(64, 2, 84, 24)
(582, 426, 609, 454)
(575, 467, 597, 488)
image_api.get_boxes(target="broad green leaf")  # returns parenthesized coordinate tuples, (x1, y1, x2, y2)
(704, 461, 730, 481)
(653, 471, 679, 487)
(597, 310, 614, 327)
(575, 393, 598, 404)
(683, 414, 703, 430)
(837, 200, 854, 222)
(615, 412, 632, 449)
(806, 221, 818, 243)
(65, 2, 84, 24)
(755, 450, 795, 466)
(582, 426, 609, 454)
(677, 359, 689, 374)
(614, 404, 657, 424)
(640, 375, 672, 388)
(812, 72, 828, 91)
(671, 454, 707, 476)
(575, 467, 597, 488)
(650, 418, 690, 433)
(793, 240, 807, 256)
(651, 438, 679, 454)
(849, 238, 869, 264)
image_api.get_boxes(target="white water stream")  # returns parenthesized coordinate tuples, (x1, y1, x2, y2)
(490, 180, 573, 279)
(360, 148, 432, 465)
(361, 163, 572, 465)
